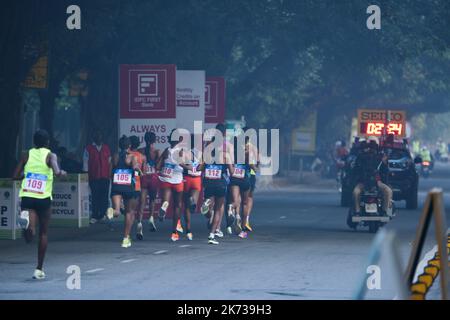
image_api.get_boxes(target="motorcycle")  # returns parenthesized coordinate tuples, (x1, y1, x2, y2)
(434, 149, 449, 163)
(346, 182, 395, 233)
(420, 160, 432, 178)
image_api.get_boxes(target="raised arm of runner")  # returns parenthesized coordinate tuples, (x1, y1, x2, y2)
(47, 152, 67, 177)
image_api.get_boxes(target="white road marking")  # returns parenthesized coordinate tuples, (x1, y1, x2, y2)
(154, 250, 168, 255)
(121, 259, 137, 263)
(280, 216, 287, 219)
(179, 245, 191, 248)
(85, 268, 104, 273)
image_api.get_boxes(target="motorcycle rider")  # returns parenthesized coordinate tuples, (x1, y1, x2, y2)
(412, 140, 421, 157)
(420, 146, 434, 171)
(334, 140, 348, 192)
(352, 138, 393, 216)
(436, 139, 448, 162)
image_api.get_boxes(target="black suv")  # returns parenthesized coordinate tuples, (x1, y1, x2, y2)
(340, 144, 419, 209)
(383, 146, 418, 209)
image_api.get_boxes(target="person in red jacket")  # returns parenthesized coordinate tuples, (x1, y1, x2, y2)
(83, 130, 112, 224)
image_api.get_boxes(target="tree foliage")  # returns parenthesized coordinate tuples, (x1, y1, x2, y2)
(2, 0, 450, 175)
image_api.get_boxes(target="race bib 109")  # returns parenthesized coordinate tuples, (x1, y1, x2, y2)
(23, 173, 47, 194)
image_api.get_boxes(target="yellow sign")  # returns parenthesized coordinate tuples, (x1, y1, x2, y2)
(22, 55, 48, 89)
(291, 111, 317, 155)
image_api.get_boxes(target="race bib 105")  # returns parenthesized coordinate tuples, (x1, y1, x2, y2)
(113, 169, 133, 185)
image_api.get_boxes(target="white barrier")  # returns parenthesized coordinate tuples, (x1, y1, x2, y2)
(0, 179, 21, 240)
(0, 174, 90, 239)
(50, 174, 90, 228)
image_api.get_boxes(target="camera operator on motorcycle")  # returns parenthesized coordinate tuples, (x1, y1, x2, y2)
(352, 138, 393, 217)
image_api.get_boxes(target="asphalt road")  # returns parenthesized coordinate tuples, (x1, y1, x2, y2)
(1, 164, 449, 300)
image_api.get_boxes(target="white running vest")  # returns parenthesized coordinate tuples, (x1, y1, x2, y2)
(158, 147, 184, 184)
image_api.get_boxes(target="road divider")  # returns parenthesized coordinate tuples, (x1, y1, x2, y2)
(355, 188, 449, 300)
(409, 234, 450, 300)
(405, 188, 449, 300)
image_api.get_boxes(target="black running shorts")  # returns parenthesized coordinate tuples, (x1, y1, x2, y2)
(230, 177, 251, 192)
(20, 197, 52, 215)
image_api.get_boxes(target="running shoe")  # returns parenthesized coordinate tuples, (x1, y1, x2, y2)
(215, 229, 224, 238)
(121, 236, 132, 248)
(186, 232, 193, 241)
(18, 210, 30, 229)
(189, 196, 197, 213)
(32, 269, 46, 280)
(136, 222, 144, 240)
(159, 201, 169, 221)
(238, 231, 248, 239)
(226, 226, 233, 235)
(208, 236, 219, 245)
(245, 222, 253, 232)
(106, 207, 114, 220)
(171, 232, 180, 242)
(176, 219, 184, 233)
(149, 215, 157, 232)
(201, 199, 212, 215)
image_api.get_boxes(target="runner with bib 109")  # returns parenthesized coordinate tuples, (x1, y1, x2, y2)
(13, 130, 67, 280)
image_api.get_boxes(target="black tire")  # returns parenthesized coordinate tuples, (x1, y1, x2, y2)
(368, 222, 379, 233)
(406, 185, 418, 210)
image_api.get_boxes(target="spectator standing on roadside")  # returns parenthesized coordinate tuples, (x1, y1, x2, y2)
(83, 130, 111, 224)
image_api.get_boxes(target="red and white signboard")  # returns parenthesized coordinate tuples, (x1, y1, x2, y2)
(205, 77, 226, 126)
(119, 64, 176, 118)
(119, 118, 174, 148)
(176, 70, 205, 132)
(119, 64, 177, 149)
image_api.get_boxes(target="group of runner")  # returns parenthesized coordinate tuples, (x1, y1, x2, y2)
(106, 123, 259, 248)
(14, 125, 259, 278)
